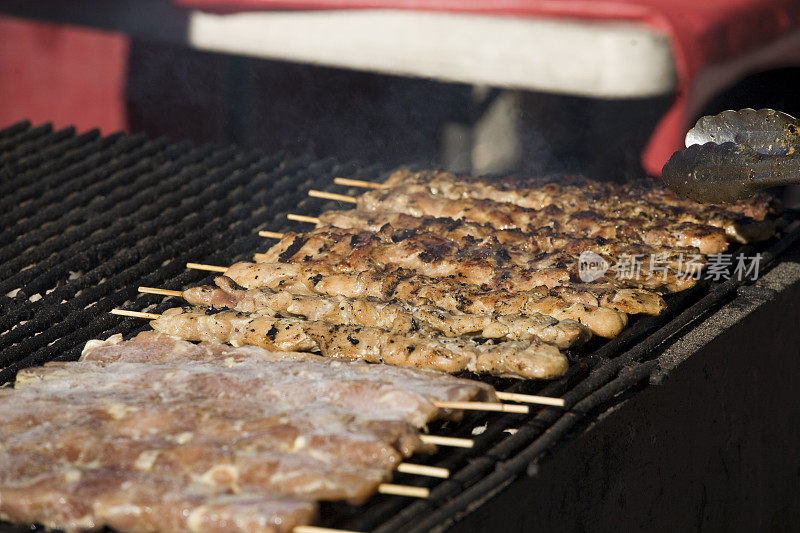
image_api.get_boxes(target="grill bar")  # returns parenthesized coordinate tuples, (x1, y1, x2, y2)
(0, 120, 32, 141)
(0, 132, 140, 225)
(0, 125, 73, 167)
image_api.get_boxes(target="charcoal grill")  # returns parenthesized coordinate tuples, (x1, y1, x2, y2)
(1, 121, 799, 532)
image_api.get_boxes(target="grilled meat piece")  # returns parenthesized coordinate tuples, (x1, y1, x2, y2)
(13, 348, 429, 464)
(1, 397, 420, 468)
(381, 169, 775, 243)
(353, 188, 729, 254)
(319, 209, 545, 252)
(615, 179, 776, 242)
(0, 466, 317, 533)
(260, 226, 695, 293)
(182, 276, 591, 349)
(1, 393, 425, 467)
(317, 209, 704, 267)
(1, 423, 391, 503)
(614, 178, 775, 221)
(77, 331, 497, 424)
(150, 307, 569, 379)
(82, 331, 496, 411)
(221, 261, 635, 336)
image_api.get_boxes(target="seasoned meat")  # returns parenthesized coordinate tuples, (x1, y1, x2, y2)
(317, 209, 704, 267)
(0, 465, 317, 533)
(81, 331, 497, 413)
(150, 307, 569, 379)
(1, 395, 426, 466)
(222, 261, 646, 332)
(182, 276, 591, 349)
(60, 336, 494, 426)
(1, 426, 390, 502)
(614, 177, 775, 221)
(381, 169, 775, 243)
(259, 226, 696, 293)
(353, 188, 730, 254)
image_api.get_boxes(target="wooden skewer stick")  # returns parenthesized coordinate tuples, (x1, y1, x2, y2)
(377, 483, 429, 498)
(433, 401, 528, 414)
(110, 309, 161, 320)
(495, 392, 565, 407)
(420, 435, 473, 448)
(333, 177, 389, 190)
(287, 214, 321, 224)
(186, 262, 228, 272)
(139, 287, 182, 297)
(258, 230, 285, 239)
(294, 526, 362, 533)
(308, 190, 358, 204)
(396, 463, 449, 479)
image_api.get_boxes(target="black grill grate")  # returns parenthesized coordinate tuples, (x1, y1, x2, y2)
(1, 121, 798, 533)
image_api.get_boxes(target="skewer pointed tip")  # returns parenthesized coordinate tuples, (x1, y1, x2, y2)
(258, 230, 285, 239)
(433, 401, 529, 414)
(377, 483, 429, 498)
(139, 287, 182, 297)
(308, 190, 358, 204)
(287, 213, 321, 224)
(495, 392, 565, 407)
(333, 177, 388, 190)
(110, 309, 161, 320)
(396, 463, 450, 479)
(293, 526, 363, 533)
(419, 435, 473, 448)
(186, 262, 228, 273)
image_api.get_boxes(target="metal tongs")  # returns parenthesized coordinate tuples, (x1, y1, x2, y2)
(661, 108, 800, 203)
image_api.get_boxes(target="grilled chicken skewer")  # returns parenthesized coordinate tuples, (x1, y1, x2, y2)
(355, 169, 774, 221)
(307, 209, 705, 267)
(319, 187, 729, 254)
(150, 307, 569, 379)
(178, 276, 590, 349)
(615, 177, 775, 222)
(377, 169, 775, 243)
(259, 226, 696, 293)
(201, 261, 636, 336)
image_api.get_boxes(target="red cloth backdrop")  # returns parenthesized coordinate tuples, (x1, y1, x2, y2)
(173, 0, 800, 174)
(0, 16, 129, 134)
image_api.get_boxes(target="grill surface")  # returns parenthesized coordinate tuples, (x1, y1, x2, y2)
(1, 121, 799, 533)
